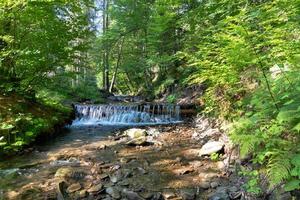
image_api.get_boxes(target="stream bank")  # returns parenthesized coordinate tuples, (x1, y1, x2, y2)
(0, 115, 242, 200)
(0, 93, 74, 158)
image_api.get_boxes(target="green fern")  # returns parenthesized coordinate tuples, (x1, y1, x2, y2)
(267, 152, 292, 186)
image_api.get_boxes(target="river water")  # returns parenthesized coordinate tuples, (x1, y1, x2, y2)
(0, 104, 182, 199)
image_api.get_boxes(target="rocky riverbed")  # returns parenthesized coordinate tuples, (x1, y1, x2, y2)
(1, 117, 248, 200)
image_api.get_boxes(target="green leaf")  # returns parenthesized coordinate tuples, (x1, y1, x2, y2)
(284, 179, 300, 191)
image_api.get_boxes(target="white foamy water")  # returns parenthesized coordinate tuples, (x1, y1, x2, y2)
(71, 104, 182, 126)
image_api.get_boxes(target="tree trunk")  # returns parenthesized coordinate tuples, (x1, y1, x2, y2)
(102, 0, 110, 91)
(109, 37, 124, 93)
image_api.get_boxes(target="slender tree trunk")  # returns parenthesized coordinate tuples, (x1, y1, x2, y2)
(103, 0, 110, 91)
(102, 0, 110, 91)
(109, 37, 124, 93)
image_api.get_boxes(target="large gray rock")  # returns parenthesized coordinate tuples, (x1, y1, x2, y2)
(199, 141, 224, 156)
(125, 128, 147, 139)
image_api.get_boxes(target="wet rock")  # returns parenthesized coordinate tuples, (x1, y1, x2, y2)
(180, 188, 196, 200)
(209, 187, 229, 200)
(55, 167, 73, 179)
(106, 187, 121, 199)
(125, 128, 147, 139)
(67, 183, 82, 193)
(199, 141, 224, 156)
(122, 189, 145, 200)
(87, 183, 103, 193)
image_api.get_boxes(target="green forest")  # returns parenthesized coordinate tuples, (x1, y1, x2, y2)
(1, 0, 300, 199)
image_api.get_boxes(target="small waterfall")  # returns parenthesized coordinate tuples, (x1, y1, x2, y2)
(72, 104, 181, 126)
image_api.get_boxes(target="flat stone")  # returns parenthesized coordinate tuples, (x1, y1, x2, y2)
(87, 183, 103, 193)
(199, 141, 224, 156)
(67, 183, 82, 193)
(106, 187, 121, 199)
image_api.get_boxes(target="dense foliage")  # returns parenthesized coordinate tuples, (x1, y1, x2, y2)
(0, 0, 101, 155)
(98, 0, 300, 195)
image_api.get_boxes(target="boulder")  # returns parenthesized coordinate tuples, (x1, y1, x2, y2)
(125, 128, 147, 139)
(199, 141, 224, 156)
